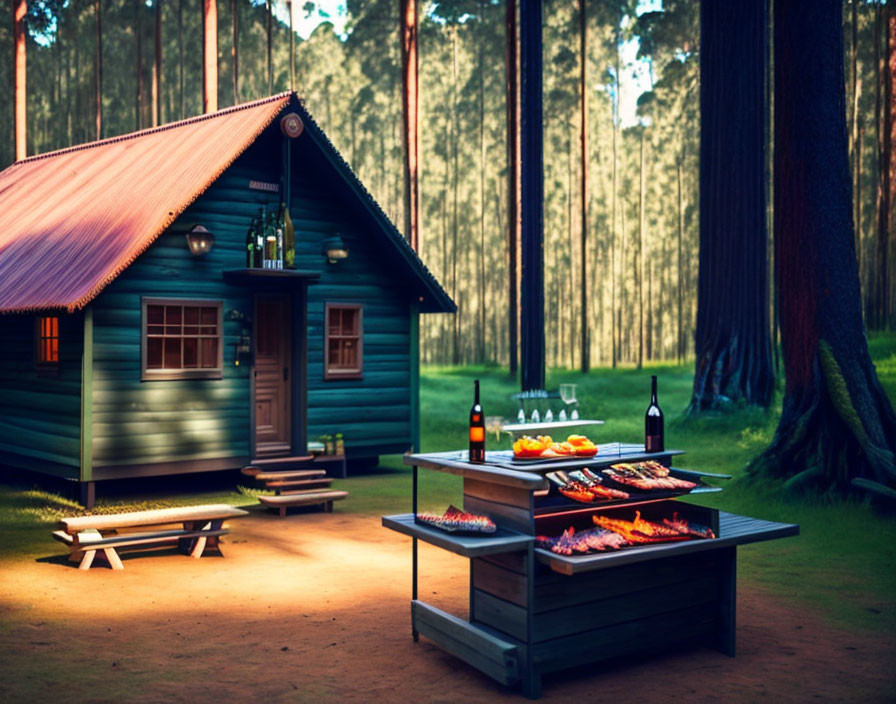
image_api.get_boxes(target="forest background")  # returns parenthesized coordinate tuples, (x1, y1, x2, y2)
(1, 0, 892, 368)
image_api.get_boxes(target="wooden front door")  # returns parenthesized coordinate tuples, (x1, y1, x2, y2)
(254, 295, 292, 456)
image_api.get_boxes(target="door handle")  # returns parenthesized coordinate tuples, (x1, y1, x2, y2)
(283, 367, 289, 381)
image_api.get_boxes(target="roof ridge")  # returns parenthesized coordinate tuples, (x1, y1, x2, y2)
(13, 92, 293, 167)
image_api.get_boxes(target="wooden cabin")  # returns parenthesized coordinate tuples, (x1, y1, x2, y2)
(0, 92, 454, 504)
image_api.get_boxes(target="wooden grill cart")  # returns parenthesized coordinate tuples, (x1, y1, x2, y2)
(382, 447, 798, 699)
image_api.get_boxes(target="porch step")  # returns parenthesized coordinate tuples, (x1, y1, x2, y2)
(267, 478, 334, 492)
(243, 456, 315, 473)
(250, 470, 327, 481)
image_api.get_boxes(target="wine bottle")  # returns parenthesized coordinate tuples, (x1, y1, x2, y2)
(246, 218, 257, 268)
(263, 209, 276, 269)
(283, 204, 295, 269)
(645, 375, 664, 453)
(469, 379, 486, 463)
(255, 208, 265, 268)
(275, 203, 285, 270)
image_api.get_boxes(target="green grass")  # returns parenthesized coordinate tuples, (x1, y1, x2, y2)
(1, 333, 895, 634)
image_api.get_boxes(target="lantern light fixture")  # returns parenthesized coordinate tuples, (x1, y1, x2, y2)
(185, 224, 215, 257)
(322, 235, 349, 264)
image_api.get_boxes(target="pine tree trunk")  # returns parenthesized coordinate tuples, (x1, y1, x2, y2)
(690, 0, 774, 411)
(750, 0, 896, 499)
(95, 0, 102, 140)
(13, 0, 26, 161)
(266, 0, 273, 94)
(135, 0, 144, 130)
(579, 0, 589, 373)
(203, 0, 218, 113)
(231, 0, 239, 104)
(637, 127, 645, 370)
(478, 1, 487, 363)
(178, 0, 184, 118)
(451, 27, 460, 366)
(677, 159, 684, 364)
(888, 7, 896, 328)
(611, 28, 620, 369)
(288, 0, 294, 90)
(872, 2, 891, 330)
(153, 0, 162, 126)
(400, 0, 420, 250)
(506, 0, 520, 376)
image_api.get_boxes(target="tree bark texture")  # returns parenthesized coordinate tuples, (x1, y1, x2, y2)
(872, 4, 894, 329)
(889, 7, 896, 327)
(400, 0, 420, 251)
(519, 0, 544, 391)
(579, 0, 589, 373)
(153, 0, 162, 127)
(506, 0, 520, 377)
(691, 0, 774, 411)
(750, 0, 896, 498)
(203, 0, 217, 113)
(266, 0, 272, 94)
(135, 0, 144, 130)
(13, 0, 26, 161)
(231, 0, 239, 104)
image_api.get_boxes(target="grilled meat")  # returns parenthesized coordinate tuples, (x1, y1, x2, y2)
(602, 462, 697, 491)
(417, 505, 497, 533)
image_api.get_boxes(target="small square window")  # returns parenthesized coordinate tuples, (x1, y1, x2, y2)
(324, 304, 362, 380)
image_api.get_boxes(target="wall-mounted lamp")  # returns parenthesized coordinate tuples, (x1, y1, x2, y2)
(185, 225, 215, 257)
(233, 329, 251, 366)
(322, 235, 349, 264)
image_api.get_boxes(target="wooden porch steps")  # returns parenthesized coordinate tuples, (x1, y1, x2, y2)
(265, 478, 334, 492)
(243, 455, 315, 473)
(258, 491, 348, 517)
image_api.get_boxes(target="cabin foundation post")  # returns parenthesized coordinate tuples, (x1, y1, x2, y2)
(79, 481, 96, 509)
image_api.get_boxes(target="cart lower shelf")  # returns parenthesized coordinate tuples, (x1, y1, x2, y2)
(406, 512, 798, 699)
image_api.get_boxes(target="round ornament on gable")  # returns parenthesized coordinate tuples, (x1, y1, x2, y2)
(280, 113, 304, 139)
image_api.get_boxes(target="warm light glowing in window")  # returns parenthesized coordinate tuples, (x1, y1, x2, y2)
(37, 316, 59, 364)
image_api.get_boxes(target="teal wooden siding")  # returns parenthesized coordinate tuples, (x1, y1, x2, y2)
(289, 136, 414, 453)
(0, 313, 83, 477)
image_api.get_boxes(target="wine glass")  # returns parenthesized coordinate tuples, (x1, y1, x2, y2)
(560, 383, 578, 419)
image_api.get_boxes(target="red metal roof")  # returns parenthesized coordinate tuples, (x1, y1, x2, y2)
(0, 93, 291, 314)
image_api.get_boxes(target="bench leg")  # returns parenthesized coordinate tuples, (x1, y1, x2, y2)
(103, 547, 124, 570)
(279, 506, 287, 518)
(190, 535, 207, 559)
(78, 550, 96, 570)
(325, 501, 333, 513)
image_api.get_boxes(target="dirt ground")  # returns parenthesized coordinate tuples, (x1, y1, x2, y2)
(1, 510, 894, 704)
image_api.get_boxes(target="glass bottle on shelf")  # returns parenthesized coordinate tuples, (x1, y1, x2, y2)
(645, 375, 664, 452)
(255, 208, 265, 268)
(275, 203, 285, 270)
(469, 379, 485, 463)
(283, 203, 295, 269)
(264, 209, 277, 269)
(245, 218, 256, 268)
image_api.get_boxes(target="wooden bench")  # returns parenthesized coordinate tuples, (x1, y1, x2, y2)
(257, 491, 348, 517)
(52, 504, 248, 570)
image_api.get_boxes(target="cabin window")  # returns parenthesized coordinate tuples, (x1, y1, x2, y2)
(325, 304, 363, 380)
(35, 316, 60, 367)
(142, 299, 223, 380)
